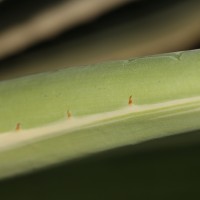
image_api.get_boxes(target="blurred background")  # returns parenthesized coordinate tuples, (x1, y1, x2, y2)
(0, 0, 200, 80)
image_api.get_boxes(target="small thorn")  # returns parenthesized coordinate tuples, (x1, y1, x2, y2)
(67, 110, 72, 119)
(128, 95, 133, 106)
(15, 123, 21, 132)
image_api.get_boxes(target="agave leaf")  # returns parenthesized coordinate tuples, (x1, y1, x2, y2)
(0, 49, 200, 180)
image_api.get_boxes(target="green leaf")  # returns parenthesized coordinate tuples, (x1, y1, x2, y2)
(0, 49, 200, 181)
